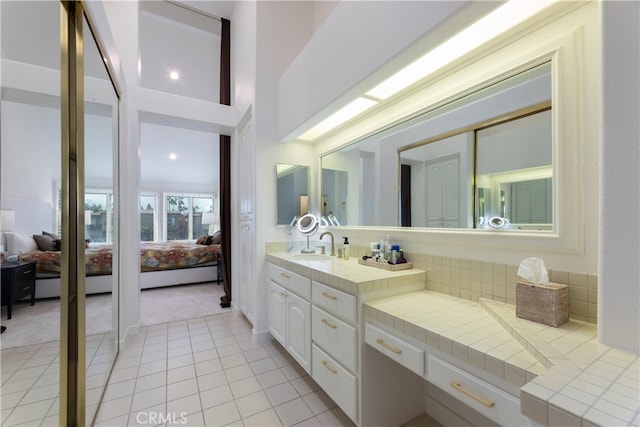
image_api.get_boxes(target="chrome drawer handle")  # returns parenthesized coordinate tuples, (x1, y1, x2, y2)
(321, 319, 337, 329)
(450, 381, 495, 408)
(376, 338, 402, 354)
(23, 270, 32, 275)
(321, 360, 337, 374)
(280, 272, 290, 279)
(321, 291, 337, 300)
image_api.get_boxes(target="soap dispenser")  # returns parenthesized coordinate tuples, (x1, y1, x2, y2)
(342, 237, 350, 260)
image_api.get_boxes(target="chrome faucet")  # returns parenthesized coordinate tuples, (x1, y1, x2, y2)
(319, 231, 335, 256)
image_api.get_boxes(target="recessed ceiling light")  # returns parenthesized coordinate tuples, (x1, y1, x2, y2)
(169, 71, 180, 80)
(169, 153, 177, 160)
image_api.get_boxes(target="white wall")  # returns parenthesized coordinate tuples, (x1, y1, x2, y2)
(1, 101, 60, 215)
(599, 1, 640, 354)
(277, 1, 479, 140)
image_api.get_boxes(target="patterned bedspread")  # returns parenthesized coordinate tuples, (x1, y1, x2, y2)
(20, 242, 220, 276)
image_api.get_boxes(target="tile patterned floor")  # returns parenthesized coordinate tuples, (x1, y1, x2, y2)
(1, 332, 115, 426)
(93, 312, 354, 427)
(1, 311, 354, 426)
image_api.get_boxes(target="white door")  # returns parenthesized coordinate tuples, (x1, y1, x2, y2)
(426, 155, 460, 227)
(267, 281, 286, 346)
(512, 178, 550, 224)
(236, 119, 255, 323)
(285, 292, 311, 373)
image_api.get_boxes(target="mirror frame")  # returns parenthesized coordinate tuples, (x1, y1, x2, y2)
(316, 11, 585, 254)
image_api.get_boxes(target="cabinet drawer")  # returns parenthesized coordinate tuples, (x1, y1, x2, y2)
(427, 355, 527, 426)
(312, 344, 357, 422)
(312, 306, 357, 373)
(268, 263, 311, 300)
(312, 281, 356, 323)
(365, 323, 424, 376)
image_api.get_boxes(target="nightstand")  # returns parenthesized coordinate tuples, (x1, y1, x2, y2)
(1, 260, 37, 319)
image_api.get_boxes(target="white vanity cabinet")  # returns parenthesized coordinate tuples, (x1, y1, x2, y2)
(427, 355, 528, 426)
(266, 256, 427, 426)
(311, 281, 359, 421)
(267, 264, 312, 374)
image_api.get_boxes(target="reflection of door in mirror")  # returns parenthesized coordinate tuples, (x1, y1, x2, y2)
(321, 169, 348, 226)
(476, 108, 552, 230)
(276, 164, 309, 225)
(426, 155, 460, 228)
(501, 178, 552, 225)
(323, 61, 551, 230)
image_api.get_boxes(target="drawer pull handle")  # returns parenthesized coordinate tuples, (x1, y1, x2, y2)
(321, 291, 337, 300)
(23, 270, 32, 275)
(280, 292, 288, 297)
(376, 338, 402, 354)
(321, 319, 337, 329)
(23, 286, 31, 291)
(280, 272, 290, 279)
(321, 360, 337, 374)
(450, 381, 495, 408)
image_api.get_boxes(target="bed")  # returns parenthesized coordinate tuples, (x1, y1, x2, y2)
(2, 231, 221, 299)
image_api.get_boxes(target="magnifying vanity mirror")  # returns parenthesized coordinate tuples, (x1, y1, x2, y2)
(276, 163, 310, 225)
(321, 61, 552, 230)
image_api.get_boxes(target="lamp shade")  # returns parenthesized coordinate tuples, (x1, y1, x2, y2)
(0, 209, 15, 232)
(201, 212, 215, 225)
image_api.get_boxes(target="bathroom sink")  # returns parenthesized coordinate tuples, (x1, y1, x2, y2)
(291, 253, 332, 261)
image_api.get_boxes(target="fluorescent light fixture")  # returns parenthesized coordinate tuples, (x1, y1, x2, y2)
(298, 97, 378, 141)
(367, 0, 556, 100)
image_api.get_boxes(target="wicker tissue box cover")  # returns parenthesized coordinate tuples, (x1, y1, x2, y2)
(516, 281, 569, 327)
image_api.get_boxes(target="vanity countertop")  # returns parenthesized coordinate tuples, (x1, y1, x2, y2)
(365, 291, 639, 426)
(266, 252, 426, 295)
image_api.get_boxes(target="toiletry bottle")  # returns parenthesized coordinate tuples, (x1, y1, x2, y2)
(385, 235, 391, 261)
(379, 238, 385, 262)
(391, 244, 400, 264)
(342, 237, 350, 260)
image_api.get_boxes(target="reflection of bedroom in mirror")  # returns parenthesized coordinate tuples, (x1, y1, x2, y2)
(0, 0, 68, 396)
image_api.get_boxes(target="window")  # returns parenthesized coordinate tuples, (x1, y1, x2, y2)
(85, 192, 113, 243)
(140, 193, 215, 242)
(140, 194, 156, 241)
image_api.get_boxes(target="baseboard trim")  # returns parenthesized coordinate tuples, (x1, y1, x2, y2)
(252, 328, 272, 345)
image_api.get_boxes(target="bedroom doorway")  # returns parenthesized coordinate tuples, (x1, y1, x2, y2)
(138, 119, 227, 327)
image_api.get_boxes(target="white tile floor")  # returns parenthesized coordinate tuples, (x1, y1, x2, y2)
(1, 311, 354, 426)
(93, 312, 354, 426)
(1, 332, 115, 426)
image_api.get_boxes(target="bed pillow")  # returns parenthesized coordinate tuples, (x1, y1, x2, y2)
(196, 234, 213, 245)
(4, 232, 38, 255)
(43, 231, 60, 240)
(33, 234, 57, 251)
(211, 230, 221, 245)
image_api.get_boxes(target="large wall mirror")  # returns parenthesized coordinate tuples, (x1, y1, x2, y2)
(276, 164, 310, 225)
(321, 61, 552, 231)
